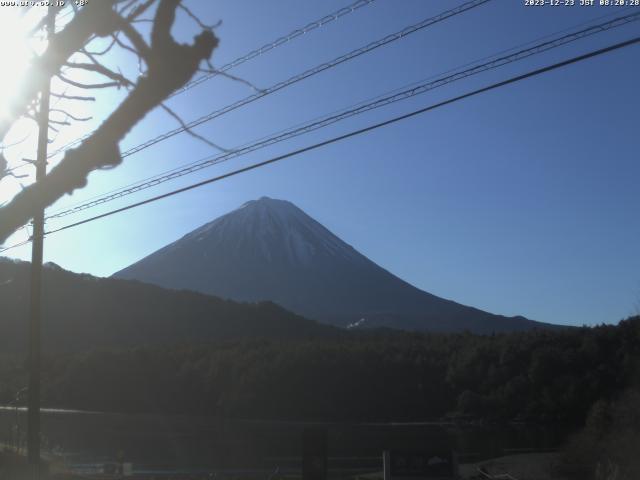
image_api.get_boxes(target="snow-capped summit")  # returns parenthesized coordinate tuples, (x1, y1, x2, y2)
(179, 196, 361, 267)
(113, 197, 550, 333)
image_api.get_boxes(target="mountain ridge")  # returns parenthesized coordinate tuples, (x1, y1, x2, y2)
(114, 197, 555, 333)
(0, 257, 339, 353)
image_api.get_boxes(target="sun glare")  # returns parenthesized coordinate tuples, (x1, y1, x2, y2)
(0, 10, 37, 120)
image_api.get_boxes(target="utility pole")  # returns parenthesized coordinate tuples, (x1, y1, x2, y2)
(27, 5, 55, 478)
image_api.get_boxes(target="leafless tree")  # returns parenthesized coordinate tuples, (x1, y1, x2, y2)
(0, 0, 219, 244)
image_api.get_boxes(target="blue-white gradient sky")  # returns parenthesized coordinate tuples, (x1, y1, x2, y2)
(1, 0, 639, 327)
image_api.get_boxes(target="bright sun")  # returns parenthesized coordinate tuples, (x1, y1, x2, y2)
(0, 8, 43, 201)
(0, 9, 39, 121)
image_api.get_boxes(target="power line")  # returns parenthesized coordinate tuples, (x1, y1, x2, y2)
(172, 0, 377, 97)
(4, 1, 376, 178)
(44, 0, 377, 160)
(118, 0, 491, 158)
(3, 161, 33, 176)
(44, 6, 637, 215)
(0, 225, 31, 254)
(45, 10, 640, 220)
(0, 238, 31, 255)
(41, 35, 640, 240)
(45, 0, 492, 161)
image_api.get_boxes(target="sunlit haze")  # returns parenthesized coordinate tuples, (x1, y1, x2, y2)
(0, 10, 32, 120)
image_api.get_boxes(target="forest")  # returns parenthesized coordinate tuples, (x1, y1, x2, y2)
(1, 316, 638, 425)
(0, 315, 638, 477)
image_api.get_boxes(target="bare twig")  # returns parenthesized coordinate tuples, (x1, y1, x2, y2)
(200, 60, 263, 92)
(2, 171, 29, 180)
(126, 0, 157, 21)
(65, 61, 134, 87)
(51, 92, 96, 101)
(84, 35, 119, 56)
(160, 103, 228, 152)
(48, 119, 71, 127)
(178, 3, 221, 31)
(0, 153, 31, 181)
(117, 15, 152, 61)
(57, 73, 122, 89)
(50, 109, 92, 122)
(111, 33, 142, 60)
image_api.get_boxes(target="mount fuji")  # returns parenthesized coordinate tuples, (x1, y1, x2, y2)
(113, 197, 552, 333)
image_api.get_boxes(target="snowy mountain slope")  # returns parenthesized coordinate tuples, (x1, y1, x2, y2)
(113, 197, 555, 333)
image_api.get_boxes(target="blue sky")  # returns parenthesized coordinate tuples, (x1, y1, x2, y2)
(2, 0, 640, 326)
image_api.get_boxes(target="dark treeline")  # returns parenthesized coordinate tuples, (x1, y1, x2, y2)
(0, 258, 339, 353)
(561, 387, 640, 478)
(1, 316, 638, 425)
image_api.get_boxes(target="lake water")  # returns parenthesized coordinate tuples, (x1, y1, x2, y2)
(0, 407, 568, 475)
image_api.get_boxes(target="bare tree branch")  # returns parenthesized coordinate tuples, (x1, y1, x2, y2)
(0, 0, 218, 243)
(125, 0, 157, 21)
(178, 3, 221, 31)
(200, 60, 263, 93)
(50, 109, 92, 122)
(57, 73, 122, 90)
(51, 92, 96, 102)
(83, 35, 120, 56)
(1, 0, 157, 144)
(48, 119, 70, 127)
(65, 61, 134, 87)
(117, 15, 152, 61)
(0, 0, 123, 140)
(0, 152, 30, 180)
